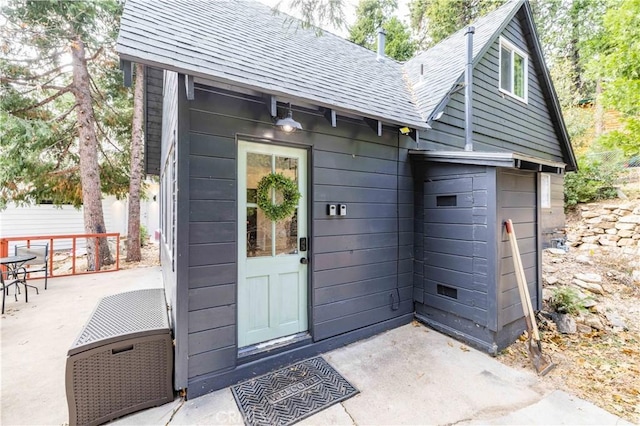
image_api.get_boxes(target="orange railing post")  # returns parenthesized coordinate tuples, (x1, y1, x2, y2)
(0, 233, 121, 279)
(0, 239, 8, 258)
(0, 238, 8, 274)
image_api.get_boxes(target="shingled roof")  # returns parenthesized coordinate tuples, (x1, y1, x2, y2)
(116, 0, 425, 129)
(402, 0, 521, 122)
(117, 0, 575, 170)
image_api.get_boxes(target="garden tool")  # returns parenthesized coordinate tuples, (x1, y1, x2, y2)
(505, 219, 556, 376)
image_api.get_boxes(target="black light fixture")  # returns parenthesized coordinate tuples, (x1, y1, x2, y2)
(275, 103, 302, 133)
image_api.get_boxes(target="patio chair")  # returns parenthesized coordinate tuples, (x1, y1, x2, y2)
(15, 244, 49, 290)
(1, 267, 25, 314)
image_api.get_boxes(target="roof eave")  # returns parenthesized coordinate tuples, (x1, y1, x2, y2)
(117, 51, 431, 132)
(521, 1, 577, 172)
(408, 150, 566, 172)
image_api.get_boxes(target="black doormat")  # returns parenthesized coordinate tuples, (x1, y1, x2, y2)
(231, 357, 358, 426)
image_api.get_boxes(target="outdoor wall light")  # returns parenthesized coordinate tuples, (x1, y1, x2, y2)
(275, 104, 303, 133)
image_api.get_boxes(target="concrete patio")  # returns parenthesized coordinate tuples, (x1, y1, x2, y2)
(1, 267, 630, 425)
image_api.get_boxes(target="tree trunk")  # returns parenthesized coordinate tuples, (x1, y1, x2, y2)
(70, 36, 114, 270)
(126, 63, 145, 262)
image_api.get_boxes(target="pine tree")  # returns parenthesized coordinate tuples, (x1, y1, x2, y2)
(0, 0, 128, 270)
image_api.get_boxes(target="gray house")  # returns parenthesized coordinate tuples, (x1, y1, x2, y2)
(117, 0, 576, 398)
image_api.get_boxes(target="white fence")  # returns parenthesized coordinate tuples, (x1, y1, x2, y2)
(0, 185, 159, 254)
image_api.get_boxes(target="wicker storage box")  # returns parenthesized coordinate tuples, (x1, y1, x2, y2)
(65, 289, 174, 426)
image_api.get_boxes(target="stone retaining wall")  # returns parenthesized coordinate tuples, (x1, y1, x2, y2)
(567, 201, 640, 255)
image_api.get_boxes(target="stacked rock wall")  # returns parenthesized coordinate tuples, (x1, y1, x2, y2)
(567, 201, 640, 254)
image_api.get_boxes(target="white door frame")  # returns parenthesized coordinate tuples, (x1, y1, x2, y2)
(237, 140, 309, 348)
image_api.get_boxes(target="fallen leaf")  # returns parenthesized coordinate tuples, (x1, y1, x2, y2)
(460, 345, 470, 352)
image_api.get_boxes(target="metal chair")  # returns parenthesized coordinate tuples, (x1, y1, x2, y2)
(15, 244, 49, 290)
(1, 267, 26, 314)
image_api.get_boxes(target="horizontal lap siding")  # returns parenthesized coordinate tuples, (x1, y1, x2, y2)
(186, 91, 239, 380)
(418, 165, 490, 328)
(145, 67, 163, 175)
(497, 169, 537, 327)
(184, 85, 413, 380)
(421, 12, 565, 164)
(312, 123, 414, 340)
(540, 173, 565, 247)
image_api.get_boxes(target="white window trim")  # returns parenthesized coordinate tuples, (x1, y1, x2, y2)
(498, 36, 529, 103)
(541, 173, 551, 209)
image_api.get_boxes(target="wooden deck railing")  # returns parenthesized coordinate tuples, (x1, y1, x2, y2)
(0, 233, 120, 278)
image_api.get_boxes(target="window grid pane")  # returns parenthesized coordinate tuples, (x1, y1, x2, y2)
(500, 46, 512, 92)
(513, 53, 525, 98)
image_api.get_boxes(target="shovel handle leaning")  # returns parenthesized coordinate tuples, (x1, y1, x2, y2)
(505, 219, 541, 342)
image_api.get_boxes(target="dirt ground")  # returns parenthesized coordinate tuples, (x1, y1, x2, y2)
(50, 239, 160, 275)
(498, 203, 640, 423)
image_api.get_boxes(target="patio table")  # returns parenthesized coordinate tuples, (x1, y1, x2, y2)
(0, 254, 38, 304)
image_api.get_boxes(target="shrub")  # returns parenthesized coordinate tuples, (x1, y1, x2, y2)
(549, 286, 590, 315)
(564, 155, 620, 209)
(139, 224, 149, 247)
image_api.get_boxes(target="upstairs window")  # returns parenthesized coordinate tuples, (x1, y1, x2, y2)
(499, 37, 528, 102)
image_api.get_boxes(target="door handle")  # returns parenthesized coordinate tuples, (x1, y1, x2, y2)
(300, 258, 309, 265)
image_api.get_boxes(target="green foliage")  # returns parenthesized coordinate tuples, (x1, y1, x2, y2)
(597, 119, 640, 158)
(409, 0, 501, 48)
(564, 155, 621, 208)
(279, 0, 347, 33)
(139, 224, 149, 247)
(348, 0, 416, 61)
(0, 0, 131, 208)
(549, 286, 590, 315)
(382, 17, 416, 61)
(256, 173, 301, 222)
(590, 0, 640, 158)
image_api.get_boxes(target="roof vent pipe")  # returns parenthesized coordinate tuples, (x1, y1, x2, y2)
(377, 28, 386, 61)
(464, 26, 475, 152)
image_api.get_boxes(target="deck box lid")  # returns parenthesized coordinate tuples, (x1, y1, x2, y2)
(68, 288, 171, 356)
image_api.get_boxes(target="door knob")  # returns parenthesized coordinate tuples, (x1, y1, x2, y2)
(300, 258, 309, 265)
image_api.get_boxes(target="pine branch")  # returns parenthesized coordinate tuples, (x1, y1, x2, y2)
(9, 86, 73, 114)
(52, 137, 75, 171)
(47, 166, 79, 176)
(87, 47, 104, 62)
(0, 77, 69, 92)
(95, 119, 124, 154)
(89, 74, 123, 118)
(97, 140, 119, 171)
(89, 74, 107, 102)
(6, 63, 71, 82)
(2, 50, 65, 64)
(52, 104, 78, 122)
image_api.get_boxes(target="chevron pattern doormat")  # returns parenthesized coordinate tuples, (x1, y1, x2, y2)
(231, 357, 358, 426)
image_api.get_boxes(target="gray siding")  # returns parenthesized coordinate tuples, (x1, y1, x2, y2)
(413, 163, 499, 352)
(540, 173, 565, 247)
(421, 11, 565, 164)
(497, 169, 538, 328)
(145, 66, 163, 175)
(183, 85, 413, 384)
(413, 163, 542, 353)
(159, 71, 188, 389)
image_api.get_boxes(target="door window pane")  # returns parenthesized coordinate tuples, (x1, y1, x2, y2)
(247, 207, 272, 257)
(247, 153, 271, 194)
(276, 209, 298, 255)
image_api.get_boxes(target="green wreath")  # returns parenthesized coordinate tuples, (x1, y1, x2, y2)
(256, 173, 301, 222)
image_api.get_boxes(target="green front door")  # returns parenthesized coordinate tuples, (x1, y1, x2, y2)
(237, 140, 308, 348)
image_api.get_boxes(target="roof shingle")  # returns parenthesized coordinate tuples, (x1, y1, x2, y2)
(403, 0, 521, 121)
(117, 0, 426, 128)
